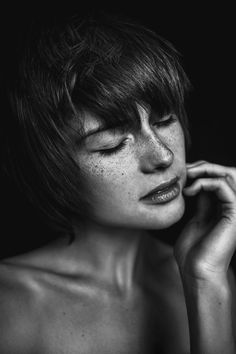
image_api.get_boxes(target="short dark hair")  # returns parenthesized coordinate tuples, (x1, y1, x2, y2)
(3, 12, 191, 236)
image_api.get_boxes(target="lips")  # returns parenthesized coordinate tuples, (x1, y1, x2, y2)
(140, 176, 180, 200)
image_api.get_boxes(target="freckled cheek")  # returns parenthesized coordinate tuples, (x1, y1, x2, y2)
(167, 126, 186, 156)
(79, 157, 129, 192)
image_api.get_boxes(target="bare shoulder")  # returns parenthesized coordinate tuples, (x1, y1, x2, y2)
(0, 250, 94, 354)
(0, 260, 39, 353)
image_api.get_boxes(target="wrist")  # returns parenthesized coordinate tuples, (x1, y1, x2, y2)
(182, 275, 232, 306)
(177, 260, 229, 289)
(180, 269, 235, 354)
(177, 266, 233, 301)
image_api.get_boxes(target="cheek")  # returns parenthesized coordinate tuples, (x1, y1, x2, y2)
(78, 154, 129, 195)
(168, 124, 186, 156)
(84, 160, 135, 216)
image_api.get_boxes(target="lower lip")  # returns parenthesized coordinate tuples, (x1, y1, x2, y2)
(141, 182, 180, 204)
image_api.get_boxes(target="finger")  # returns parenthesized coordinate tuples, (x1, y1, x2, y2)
(183, 177, 236, 205)
(187, 161, 227, 175)
(186, 160, 206, 167)
(186, 162, 236, 192)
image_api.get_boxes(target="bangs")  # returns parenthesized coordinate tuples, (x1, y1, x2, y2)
(6, 13, 192, 234)
(66, 15, 191, 141)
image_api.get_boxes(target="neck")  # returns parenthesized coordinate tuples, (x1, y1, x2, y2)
(68, 220, 150, 296)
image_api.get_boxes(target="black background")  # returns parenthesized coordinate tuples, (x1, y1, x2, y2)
(0, 2, 235, 265)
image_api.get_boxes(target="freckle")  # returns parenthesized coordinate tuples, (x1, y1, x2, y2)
(63, 311, 66, 316)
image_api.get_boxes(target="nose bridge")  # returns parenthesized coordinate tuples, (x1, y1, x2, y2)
(138, 129, 174, 171)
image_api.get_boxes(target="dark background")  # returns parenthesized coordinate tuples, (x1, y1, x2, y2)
(0, 2, 235, 265)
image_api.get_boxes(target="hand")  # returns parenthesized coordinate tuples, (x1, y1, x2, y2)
(174, 160, 236, 283)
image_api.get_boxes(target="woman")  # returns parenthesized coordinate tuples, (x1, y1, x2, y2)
(0, 12, 236, 354)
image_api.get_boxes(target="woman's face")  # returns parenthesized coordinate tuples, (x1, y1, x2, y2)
(74, 105, 187, 230)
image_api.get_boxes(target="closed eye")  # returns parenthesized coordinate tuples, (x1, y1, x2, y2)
(95, 115, 177, 157)
(153, 114, 178, 128)
(97, 139, 128, 156)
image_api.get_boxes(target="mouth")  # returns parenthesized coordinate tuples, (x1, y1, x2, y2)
(140, 176, 180, 204)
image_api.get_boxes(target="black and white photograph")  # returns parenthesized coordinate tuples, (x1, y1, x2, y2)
(0, 2, 235, 353)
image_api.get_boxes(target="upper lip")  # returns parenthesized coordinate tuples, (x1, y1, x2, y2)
(140, 176, 179, 200)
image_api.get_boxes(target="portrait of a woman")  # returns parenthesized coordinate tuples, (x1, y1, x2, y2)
(0, 7, 236, 354)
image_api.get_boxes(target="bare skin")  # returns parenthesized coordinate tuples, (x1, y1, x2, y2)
(0, 233, 235, 354)
(0, 233, 191, 354)
(0, 105, 190, 353)
(1, 105, 236, 353)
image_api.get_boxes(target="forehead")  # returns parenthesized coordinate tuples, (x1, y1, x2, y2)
(67, 111, 104, 142)
(82, 104, 150, 130)
(68, 104, 155, 146)
(81, 112, 104, 132)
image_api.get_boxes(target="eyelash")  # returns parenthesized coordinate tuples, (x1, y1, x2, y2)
(98, 140, 128, 156)
(97, 115, 177, 157)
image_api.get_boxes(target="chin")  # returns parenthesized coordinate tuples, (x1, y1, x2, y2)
(139, 193, 186, 230)
(92, 193, 186, 231)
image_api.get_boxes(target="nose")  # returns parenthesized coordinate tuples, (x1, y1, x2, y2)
(138, 132, 174, 173)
